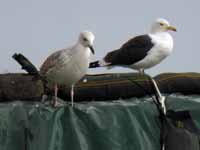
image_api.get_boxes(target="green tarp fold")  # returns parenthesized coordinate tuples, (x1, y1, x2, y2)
(0, 95, 200, 150)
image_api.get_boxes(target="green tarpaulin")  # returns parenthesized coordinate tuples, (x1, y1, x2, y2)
(0, 95, 200, 150)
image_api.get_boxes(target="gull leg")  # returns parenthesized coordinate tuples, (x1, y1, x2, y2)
(53, 84, 58, 107)
(139, 69, 145, 75)
(71, 84, 74, 107)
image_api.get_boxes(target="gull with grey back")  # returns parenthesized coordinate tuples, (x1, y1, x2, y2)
(40, 31, 95, 107)
(89, 18, 176, 74)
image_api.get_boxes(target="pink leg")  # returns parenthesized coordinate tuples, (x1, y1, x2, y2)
(139, 69, 144, 75)
(71, 84, 74, 107)
(54, 84, 58, 107)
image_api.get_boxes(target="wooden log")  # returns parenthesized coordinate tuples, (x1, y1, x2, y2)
(0, 72, 200, 102)
(0, 73, 44, 101)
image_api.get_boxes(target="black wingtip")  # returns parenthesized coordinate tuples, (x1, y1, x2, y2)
(12, 53, 18, 59)
(89, 61, 100, 68)
(12, 53, 39, 75)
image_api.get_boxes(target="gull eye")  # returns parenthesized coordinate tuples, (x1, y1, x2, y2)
(83, 38, 88, 42)
(159, 22, 164, 26)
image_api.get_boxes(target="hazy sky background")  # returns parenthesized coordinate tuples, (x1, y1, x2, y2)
(0, 0, 199, 75)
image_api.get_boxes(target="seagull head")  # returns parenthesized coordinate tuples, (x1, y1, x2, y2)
(150, 18, 177, 33)
(79, 31, 95, 54)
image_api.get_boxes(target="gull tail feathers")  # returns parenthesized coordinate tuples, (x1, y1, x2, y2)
(89, 61, 100, 68)
(89, 60, 111, 68)
(12, 53, 39, 75)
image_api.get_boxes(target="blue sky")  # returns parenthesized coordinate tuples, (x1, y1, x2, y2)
(0, 0, 199, 75)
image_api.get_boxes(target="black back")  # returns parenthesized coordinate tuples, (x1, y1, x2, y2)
(104, 34, 154, 66)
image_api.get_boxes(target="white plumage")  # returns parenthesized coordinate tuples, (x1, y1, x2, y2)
(131, 32, 174, 70)
(40, 31, 95, 107)
(89, 18, 176, 74)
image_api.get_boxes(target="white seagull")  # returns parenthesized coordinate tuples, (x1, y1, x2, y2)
(89, 18, 176, 74)
(40, 31, 95, 107)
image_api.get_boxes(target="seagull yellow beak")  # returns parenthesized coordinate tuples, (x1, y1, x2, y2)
(167, 26, 177, 32)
